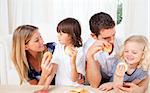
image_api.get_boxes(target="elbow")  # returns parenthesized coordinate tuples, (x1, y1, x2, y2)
(90, 83, 100, 88)
(87, 76, 101, 88)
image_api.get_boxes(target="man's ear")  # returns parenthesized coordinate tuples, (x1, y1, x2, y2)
(90, 33, 98, 39)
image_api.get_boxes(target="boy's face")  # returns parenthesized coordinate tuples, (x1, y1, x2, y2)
(97, 27, 116, 45)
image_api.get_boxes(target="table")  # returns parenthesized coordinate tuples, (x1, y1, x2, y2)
(0, 85, 114, 93)
(0, 84, 149, 93)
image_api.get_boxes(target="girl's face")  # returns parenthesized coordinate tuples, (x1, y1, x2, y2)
(25, 31, 45, 53)
(123, 41, 144, 66)
(57, 32, 72, 46)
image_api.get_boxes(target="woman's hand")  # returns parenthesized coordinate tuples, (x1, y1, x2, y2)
(41, 52, 53, 78)
(38, 52, 53, 85)
(43, 63, 57, 89)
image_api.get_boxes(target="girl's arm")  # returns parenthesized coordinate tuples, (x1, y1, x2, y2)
(70, 49, 79, 82)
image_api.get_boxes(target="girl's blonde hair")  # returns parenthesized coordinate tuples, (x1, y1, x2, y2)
(12, 25, 38, 85)
(118, 35, 150, 71)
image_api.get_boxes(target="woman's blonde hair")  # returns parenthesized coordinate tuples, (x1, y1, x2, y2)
(118, 35, 150, 71)
(12, 25, 38, 85)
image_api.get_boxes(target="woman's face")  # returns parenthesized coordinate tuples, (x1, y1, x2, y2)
(25, 31, 45, 53)
(123, 41, 144, 66)
(57, 31, 72, 46)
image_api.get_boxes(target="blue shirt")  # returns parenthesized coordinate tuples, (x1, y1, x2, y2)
(109, 61, 148, 82)
(28, 42, 56, 81)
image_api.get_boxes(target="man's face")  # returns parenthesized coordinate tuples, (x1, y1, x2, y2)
(97, 27, 116, 45)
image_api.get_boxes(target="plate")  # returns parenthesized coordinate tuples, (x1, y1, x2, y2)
(64, 88, 95, 93)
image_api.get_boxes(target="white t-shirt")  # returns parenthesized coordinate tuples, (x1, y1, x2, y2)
(83, 37, 122, 76)
(51, 43, 85, 86)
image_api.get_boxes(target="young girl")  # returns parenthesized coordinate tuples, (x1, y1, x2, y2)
(99, 35, 150, 92)
(51, 18, 85, 86)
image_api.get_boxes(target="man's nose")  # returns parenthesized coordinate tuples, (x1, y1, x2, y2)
(109, 36, 114, 44)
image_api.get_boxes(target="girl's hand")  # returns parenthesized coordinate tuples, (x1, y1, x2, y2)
(116, 83, 145, 93)
(98, 82, 113, 91)
(69, 47, 77, 64)
(65, 46, 77, 64)
(77, 73, 85, 84)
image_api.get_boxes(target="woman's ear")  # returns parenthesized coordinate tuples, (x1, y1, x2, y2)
(25, 45, 29, 50)
(90, 33, 98, 39)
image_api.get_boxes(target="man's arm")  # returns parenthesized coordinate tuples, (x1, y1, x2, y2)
(86, 56, 101, 88)
(86, 39, 110, 88)
(86, 44, 102, 88)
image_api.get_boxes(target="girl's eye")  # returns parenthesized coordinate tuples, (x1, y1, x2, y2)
(132, 51, 137, 54)
(124, 50, 128, 53)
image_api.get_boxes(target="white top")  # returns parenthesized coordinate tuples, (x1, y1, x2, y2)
(51, 43, 85, 86)
(83, 37, 122, 76)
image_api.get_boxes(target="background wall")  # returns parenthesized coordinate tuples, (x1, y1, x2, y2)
(0, 0, 149, 85)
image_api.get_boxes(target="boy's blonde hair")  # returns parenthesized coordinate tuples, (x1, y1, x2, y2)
(12, 25, 38, 85)
(118, 35, 150, 71)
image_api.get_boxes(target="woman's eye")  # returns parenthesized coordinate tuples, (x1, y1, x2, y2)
(34, 39, 39, 42)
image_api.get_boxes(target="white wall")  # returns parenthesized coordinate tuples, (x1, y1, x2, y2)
(121, 0, 148, 40)
(0, 0, 149, 85)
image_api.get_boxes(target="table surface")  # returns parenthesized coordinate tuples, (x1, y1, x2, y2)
(0, 83, 149, 93)
(0, 85, 115, 93)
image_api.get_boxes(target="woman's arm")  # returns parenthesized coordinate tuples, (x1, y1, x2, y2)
(43, 63, 57, 89)
(28, 79, 38, 85)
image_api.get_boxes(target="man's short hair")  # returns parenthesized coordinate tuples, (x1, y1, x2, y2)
(89, 12, 115, 37)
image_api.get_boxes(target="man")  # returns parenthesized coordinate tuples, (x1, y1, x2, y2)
(85, 12, 148, 93)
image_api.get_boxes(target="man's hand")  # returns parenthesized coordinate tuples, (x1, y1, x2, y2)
(87, 39, 111, 58)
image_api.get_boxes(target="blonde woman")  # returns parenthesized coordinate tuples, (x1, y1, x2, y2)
(12, 25, 57, 86)
(99, 35, 150, 92)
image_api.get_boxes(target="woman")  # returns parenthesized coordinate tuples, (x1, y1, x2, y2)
(12, 25, 57, 86)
